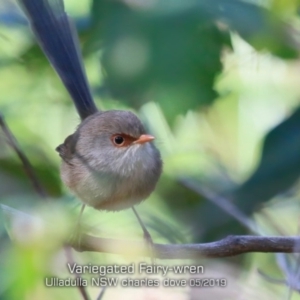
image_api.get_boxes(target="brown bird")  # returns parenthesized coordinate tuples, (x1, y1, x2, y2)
(17, 0, 162, 248)
(56, 110, 162, 212)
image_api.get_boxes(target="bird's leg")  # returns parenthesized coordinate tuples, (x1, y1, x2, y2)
(132, 206, 155, 263)
(69, 204, 86, 250)
(77, 204, 86, 231)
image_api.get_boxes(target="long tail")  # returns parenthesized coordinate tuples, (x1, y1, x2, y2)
(17, 0, 98, 120)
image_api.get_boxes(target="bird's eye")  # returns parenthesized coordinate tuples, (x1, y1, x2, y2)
(111, 133, 135, 147)
(113, 135, 125, 146)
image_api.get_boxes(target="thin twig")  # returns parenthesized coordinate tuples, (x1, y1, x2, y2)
(96, 286, 107, 300)
(0, 113, 47, 199)
(257, 269, 286, 285)
(64, 246, 90, 300)
(179, 177, 259, 234)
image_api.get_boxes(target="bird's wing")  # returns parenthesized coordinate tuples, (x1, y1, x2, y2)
(56, 133, 78, 164)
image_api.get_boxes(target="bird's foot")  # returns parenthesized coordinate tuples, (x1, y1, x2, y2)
(68, 224, 84, 252)
(143, 230, 156, 264)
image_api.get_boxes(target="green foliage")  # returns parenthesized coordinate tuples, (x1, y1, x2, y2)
(86, 0, 299, 123)
(234, 105, 300, 214)
(2, 0, 300, 298)
(91, 0, 225, 122)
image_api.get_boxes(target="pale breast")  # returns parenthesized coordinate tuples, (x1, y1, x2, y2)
(61, 154, 160, 211)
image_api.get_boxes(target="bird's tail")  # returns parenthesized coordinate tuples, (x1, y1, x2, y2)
(17, 0, 98, 120)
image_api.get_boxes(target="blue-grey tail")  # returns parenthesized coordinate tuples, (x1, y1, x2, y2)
(17, 0, 98, 120)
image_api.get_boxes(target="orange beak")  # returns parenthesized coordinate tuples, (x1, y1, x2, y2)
(134, 134, 155, 144)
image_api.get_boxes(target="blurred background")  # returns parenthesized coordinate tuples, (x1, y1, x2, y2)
(1, 0, 300, 299)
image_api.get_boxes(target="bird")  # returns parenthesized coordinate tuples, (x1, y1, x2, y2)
(56, 110, 162, 212)
(17, 0, 162, 245)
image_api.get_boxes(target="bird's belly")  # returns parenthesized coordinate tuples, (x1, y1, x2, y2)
(73, 171, 151, 211)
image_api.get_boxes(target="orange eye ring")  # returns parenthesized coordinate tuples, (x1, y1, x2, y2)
(112, 135, 125, 146)
(111, 133, 137, 147)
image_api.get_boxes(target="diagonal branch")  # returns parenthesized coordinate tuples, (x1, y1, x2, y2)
(179, 177, 259, 234)
(0, 113, 47, 199)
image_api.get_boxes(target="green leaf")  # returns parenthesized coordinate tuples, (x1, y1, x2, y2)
(90, 0, 227, 122)
(234, 105, 300, 214)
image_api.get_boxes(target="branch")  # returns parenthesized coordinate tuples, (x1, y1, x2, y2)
(70, 234, 300, 259)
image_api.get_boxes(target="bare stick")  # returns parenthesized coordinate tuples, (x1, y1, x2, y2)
(179, 178, 259, 234)
(0, 113, 47, 199)
(257, 269, 286, 285)
(96, 286, 107, 300)
(64, 246, 90, 300)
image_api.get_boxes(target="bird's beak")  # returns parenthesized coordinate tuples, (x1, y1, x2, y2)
(134, 134, 155, 144)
